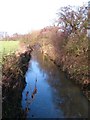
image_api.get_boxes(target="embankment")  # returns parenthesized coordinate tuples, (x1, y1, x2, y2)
(2, 47, 32, 119)
(40, 44, 90, 101)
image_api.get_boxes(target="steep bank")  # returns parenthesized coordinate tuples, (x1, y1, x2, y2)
(2, 46, 32, 119)
(40, 41, 89, 101)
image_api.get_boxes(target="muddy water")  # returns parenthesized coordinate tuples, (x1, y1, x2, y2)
(21, 50, 88, 118)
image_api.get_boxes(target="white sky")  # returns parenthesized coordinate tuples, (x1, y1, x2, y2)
(0, 0, 88, 35)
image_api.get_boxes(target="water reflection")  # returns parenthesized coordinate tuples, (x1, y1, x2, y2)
(21, 51, 88, 118)
(22, 75, 38, 115)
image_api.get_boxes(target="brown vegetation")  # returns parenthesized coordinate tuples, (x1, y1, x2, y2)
(2, 46, 32, 119)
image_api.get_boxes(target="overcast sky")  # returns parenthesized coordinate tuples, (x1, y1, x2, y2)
(0, 0, 88, 35)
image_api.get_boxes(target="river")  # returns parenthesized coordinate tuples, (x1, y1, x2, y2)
(21, 50, 88, 118)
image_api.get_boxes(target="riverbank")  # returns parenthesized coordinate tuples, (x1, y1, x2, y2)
(2, 45, 32, 119)
(40, 44, 90, 101)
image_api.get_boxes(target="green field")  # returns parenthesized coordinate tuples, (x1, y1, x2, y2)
(0, 41, 19, 55)
(0, 41, 19, 64)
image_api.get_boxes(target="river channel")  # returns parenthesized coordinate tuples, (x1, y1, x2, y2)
(21, 50, 88, 118)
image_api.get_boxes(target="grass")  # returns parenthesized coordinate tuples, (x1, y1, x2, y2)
(0, 41, 19, 55)
(0, 41, 19, 64)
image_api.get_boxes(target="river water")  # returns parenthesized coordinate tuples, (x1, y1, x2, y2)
(21, 50, 88, 118)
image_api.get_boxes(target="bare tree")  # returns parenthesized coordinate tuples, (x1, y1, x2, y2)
(57, 5, 88, 37)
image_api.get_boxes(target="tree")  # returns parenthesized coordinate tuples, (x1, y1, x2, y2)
(57, 5, 88, 37)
